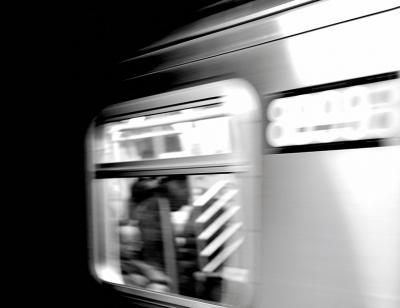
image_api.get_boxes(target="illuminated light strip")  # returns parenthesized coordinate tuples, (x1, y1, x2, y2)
(111, 106, 228, 131)
(266, 79, 400, 147)
(267, 110, 400, 146)
(200, 222, 242, 257)
(113, 130, 180, 141)
(202, 237, 244, 273)
(195, 189, 238, 223)
(193, 180, 230, 207)
(198, 205, 240, 241)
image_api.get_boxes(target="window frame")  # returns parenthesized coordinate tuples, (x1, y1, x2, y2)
(87, 79, 262, 308)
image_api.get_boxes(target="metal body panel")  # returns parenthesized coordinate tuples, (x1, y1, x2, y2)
(135, 0, 317, 54)
(119, 0, 400, 81)
(262, 146, 400, 308)
(118, 8, 400, 101)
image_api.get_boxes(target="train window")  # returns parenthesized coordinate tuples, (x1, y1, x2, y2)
(88, 79, 261, 307)
(95, 104, 232, 164)
(96, 174, 245, 301)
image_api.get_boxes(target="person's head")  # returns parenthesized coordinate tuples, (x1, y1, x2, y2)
(130, 177, 159, 203)
(160, 175, 189, 211)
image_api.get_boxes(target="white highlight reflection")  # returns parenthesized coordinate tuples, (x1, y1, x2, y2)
(278, 7, 400, 86)
(328, 147, 400, 305)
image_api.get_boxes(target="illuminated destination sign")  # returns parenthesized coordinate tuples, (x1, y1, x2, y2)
(266, 78, 400, 147)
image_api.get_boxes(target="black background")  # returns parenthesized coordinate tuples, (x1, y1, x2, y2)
(15, 2, 204, 307)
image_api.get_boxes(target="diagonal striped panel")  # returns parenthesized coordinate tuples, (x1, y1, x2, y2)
(195, 189, 238, 223)
(202, 237, 244, 273)
(197, 205, 240, 241)
(200, 222, 242, 257)
(193, 180, 230, 207)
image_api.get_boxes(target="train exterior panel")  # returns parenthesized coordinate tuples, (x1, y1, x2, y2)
(87, 1, 400, 307)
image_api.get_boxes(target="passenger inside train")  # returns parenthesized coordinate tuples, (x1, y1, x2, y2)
(117, 174, 237, 301)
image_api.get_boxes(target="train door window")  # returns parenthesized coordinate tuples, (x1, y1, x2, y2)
(87, 80, 262, 307)
(95, 103, 233, 164)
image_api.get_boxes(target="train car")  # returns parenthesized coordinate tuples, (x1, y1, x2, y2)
(86, 1, 400, 307)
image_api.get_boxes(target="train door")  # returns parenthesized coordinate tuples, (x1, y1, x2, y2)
(87, 79, 262, 307)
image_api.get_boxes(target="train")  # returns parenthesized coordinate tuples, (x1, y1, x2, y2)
(85, 1, 400, 307)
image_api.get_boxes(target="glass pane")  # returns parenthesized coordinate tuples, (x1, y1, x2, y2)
(97, 174, 248, 302)
(95, 104, 232, 163)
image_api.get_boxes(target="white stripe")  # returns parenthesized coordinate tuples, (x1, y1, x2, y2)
(196, 189, 238, 223)
(202, 238, 244, 273)
(200, 222, 242, 257)
(198, 206, 240, 240)
(193, 180, 229, 207)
